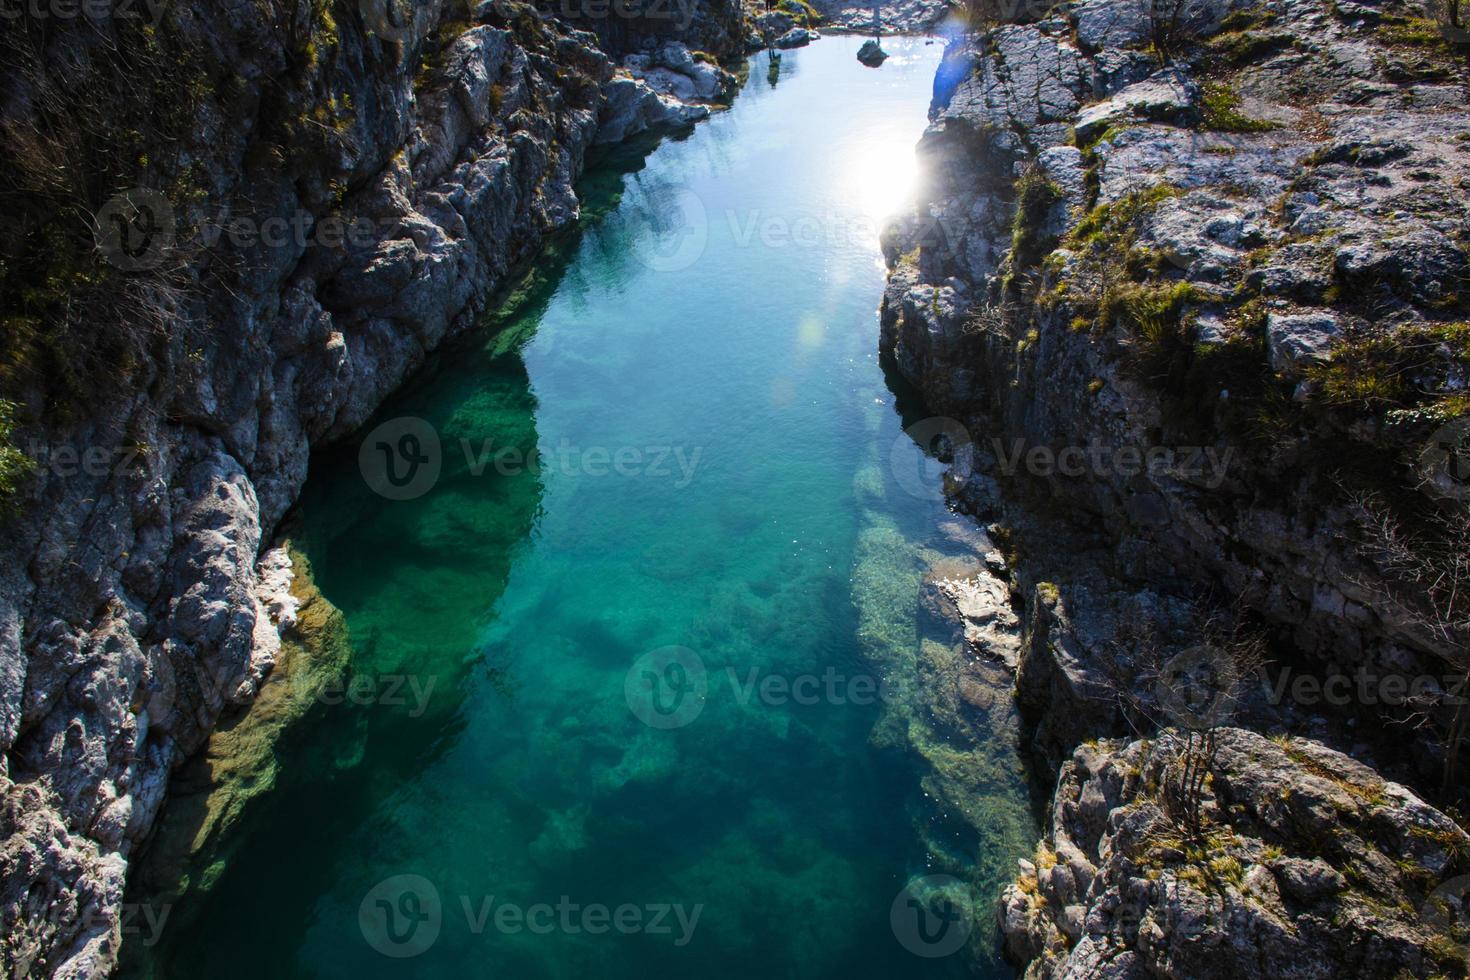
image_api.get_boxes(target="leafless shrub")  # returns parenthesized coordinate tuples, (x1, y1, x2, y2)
(966, 299, 1018, 340)
(1433, 0, 1466, 39)
(0, 14, 205, 413)
(1149, 0, 1200, 66)
(1349, 494, 1470, 794)
(1099, 613, 1267, 841)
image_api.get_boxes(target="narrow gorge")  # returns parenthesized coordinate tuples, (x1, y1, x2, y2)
(1, 0, 1468, 978)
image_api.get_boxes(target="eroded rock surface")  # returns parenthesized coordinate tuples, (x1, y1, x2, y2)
(0, 1, 742, 975)
(882, 0, 1470, 779)
(812, 0, 954, 33)
(598, 41, 737, 143)
(1000, 729, 1470, 979)
(880, 0, 1470, 973)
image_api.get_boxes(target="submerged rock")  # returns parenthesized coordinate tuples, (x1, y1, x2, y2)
(125, 545, 351, 938)
(852, 477, 1034, 961)
(857, 39, 888, 67)
(810, 0, 951, 33)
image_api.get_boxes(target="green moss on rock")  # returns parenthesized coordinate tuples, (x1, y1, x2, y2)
(1199, 82, 1278, 133)
(128, 543, 352, 917)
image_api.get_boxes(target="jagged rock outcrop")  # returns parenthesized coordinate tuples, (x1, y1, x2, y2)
(598, 74, 713, 143)
(597, 41, 737, 143)
(881, 0, 1470, 784)
(550, 0, 748, 60)
(597, 38, 737, 143)
(0, 1, 740, 975)
(881, 1, 1470, 972)
(776, 26, 822, 47)
(999, 729, 1470, 979)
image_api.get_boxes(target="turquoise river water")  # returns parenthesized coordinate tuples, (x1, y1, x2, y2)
(129, 35, 1033, 979)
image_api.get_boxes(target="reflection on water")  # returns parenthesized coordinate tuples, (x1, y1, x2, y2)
(125, 36, 1031, 980)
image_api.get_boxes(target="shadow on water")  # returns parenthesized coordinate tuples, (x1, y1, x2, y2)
(119, 134, 690, 980)
(121, 359, 543, 977)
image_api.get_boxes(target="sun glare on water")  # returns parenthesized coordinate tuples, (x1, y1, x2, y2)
(843, 135, 923, 228)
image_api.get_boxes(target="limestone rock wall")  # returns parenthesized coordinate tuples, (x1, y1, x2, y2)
(0, 1, 742, 975)
(880, 0, 1470, 772)
(880, 2, 1470, 973)
(1000, 728, 1470, 979)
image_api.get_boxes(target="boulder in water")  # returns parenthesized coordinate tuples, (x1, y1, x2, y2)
(857, 39, 888, 67)
(774, 27, 818, 48)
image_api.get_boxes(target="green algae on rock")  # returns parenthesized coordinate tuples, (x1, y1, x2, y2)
(851, 431, 1035, 962)
(125, 545, 351, 923)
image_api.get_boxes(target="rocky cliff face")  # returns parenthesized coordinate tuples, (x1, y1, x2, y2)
(882, 0, 1469, 774)
(0, 1, 741, 975)
(877, 0, 1470, 973)
(1000, 728, 1470, 979)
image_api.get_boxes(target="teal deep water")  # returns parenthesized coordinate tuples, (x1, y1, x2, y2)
(132, 36, 1031, 979)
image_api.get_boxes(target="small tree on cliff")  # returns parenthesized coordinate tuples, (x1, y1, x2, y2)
(1101, 616, 1265, 842)
(1349, 494, 1470, 798)
(1147, 0, 1189, 65)
(1435, 0, 1465, 37)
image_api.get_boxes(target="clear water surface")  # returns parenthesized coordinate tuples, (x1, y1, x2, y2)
(133, 36, 1031, 979)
